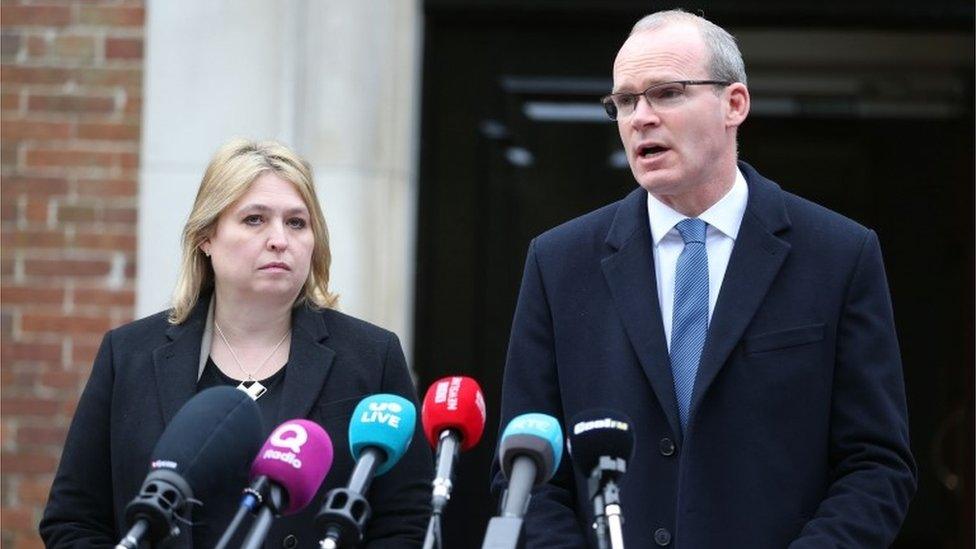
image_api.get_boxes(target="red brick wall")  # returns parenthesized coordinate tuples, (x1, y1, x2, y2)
(1, 2, 144, 547)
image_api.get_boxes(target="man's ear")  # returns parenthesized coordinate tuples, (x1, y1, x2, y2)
(725, 83, 750, 128)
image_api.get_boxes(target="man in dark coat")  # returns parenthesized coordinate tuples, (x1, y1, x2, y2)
(494, 9, 916, 548)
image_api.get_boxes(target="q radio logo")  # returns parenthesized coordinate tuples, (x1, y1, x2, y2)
(262, 423, 309, 469)
(361, 401, 404, 428)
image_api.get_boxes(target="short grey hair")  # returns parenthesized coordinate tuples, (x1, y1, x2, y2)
(630, 9, 747, 86)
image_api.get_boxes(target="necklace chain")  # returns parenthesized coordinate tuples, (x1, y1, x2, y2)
(214, 320, 290, 382)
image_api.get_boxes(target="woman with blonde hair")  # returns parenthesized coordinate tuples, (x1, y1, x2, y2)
(41, 139, 432, 547)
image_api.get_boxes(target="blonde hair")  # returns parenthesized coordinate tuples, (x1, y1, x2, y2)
(168, 138, 338, 324)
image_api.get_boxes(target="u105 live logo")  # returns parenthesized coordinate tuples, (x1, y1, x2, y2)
(361, 401, 403, 428)
(262, 423, 308, 469)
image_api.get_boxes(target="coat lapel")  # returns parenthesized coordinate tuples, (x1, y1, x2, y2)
(601, 188, 683, 440)
(274, 304, 336, 426)
(689, 163, 792, 424)
(152, 297, 337, 427)
(153, 299, 209, 424)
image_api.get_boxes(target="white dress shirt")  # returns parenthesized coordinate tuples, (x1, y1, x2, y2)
(647, 168, 749, 351)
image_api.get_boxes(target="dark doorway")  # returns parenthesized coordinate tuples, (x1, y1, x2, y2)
(415, 3, 974, 547)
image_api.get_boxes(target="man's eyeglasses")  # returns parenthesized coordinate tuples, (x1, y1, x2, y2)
(601, 80, 732, 121)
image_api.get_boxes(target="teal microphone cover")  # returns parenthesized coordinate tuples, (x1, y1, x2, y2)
(348, 394, 417, 475)
(500, 413, 564, 482)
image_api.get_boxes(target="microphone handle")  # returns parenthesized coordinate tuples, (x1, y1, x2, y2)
(602, 480, 625, 549)
(215, 478, 267, 549)
(240, 483, 286, 549)
(424, 431, 460, 548)
(240, 506, 274, 549)
(592, 492, 609, 549)
(432, 430, 461, 512)
(501, 456, 538, 518)
(480, 516, 523, 549)
(607, 504, 625, 549)
(214, 503, 253, 549)
(422, 512, 441, 549)
(348, 447, 383, 494)
(114, 519, 148, 549)
(481, 456, 537, 548)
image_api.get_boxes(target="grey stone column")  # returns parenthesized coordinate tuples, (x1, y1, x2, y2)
(139, 0, 421, 359)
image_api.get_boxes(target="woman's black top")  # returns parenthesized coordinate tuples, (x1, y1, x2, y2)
(192, 357, 287, 546)
(196, 356, 286, 426)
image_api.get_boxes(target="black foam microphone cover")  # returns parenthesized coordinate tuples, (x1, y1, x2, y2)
(567, 409, 635, 474)
(149, 386, 264, 497)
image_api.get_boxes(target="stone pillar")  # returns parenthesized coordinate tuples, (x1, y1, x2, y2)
(139, 0, 421, 357)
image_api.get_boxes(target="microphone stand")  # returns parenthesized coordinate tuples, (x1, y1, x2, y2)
(588, 456, 626, 549)
(423, 430, 460, 549)
(116, 470, 191, 549)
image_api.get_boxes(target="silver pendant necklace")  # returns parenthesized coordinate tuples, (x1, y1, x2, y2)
(214, 320, 290, 400)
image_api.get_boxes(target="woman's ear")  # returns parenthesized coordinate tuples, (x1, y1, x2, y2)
(200, 240, 211, 257)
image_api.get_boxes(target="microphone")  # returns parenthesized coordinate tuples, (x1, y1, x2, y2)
(115, 386, 263, 549)
(315, 394, 417, 548)
(420, 376, 487, 549)
(216, 419, 334, 549)
(568, 410, 635, 549)
(481, 413, 563, 549)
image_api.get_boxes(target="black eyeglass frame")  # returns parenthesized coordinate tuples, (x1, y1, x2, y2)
(600, 80, 733, 120)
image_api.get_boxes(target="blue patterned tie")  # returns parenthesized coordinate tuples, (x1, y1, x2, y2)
(671, 218, 708, 431)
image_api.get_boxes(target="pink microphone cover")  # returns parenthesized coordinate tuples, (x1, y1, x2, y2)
(250, 419, 334, 515)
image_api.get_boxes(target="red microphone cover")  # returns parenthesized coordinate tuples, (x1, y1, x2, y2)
(422, 376, 486, 451)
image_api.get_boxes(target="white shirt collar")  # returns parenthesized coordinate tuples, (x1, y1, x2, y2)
(646, 167, 749, 245)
